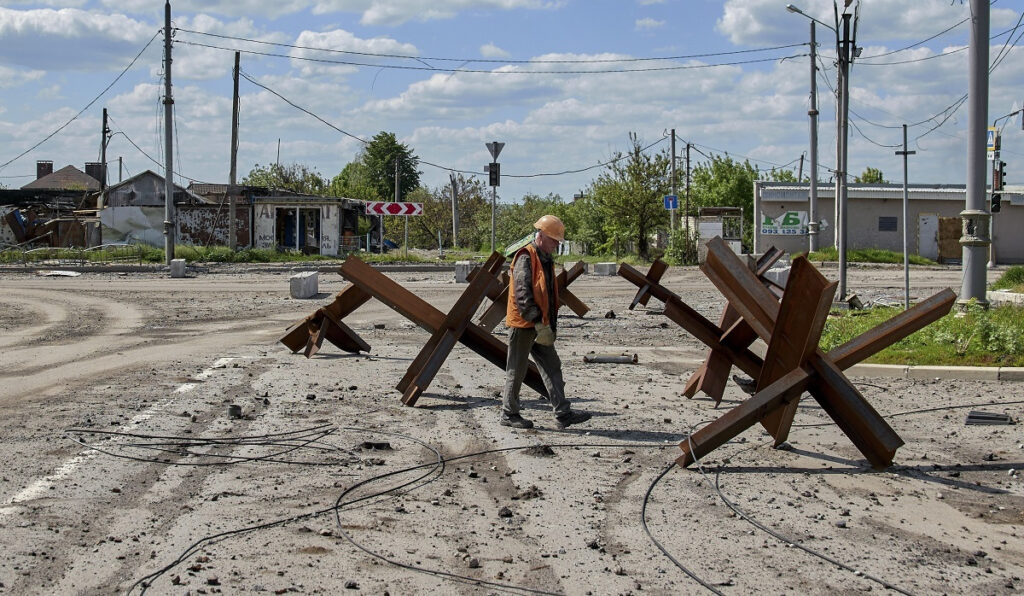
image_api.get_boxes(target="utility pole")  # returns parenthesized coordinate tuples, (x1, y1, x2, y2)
(118, 156, 123, 182)
(808, 20, 819, 252)
(670, 129, 677, 236)
(100, 108, 109, 191)
(450, 172, 459, 249)
(895, 124, 915, 310)
(836, 8, 854, 301)
(960, 0, 990, 308)
(685, 143, 691, 261)
(797, 153, 804, 182)
(162, 0, 175, 265)
(229, 51, 240, 251)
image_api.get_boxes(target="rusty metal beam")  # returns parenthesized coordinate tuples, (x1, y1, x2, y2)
(677, 367, 810, 467)
(628, 259, 668, 310)
(280, 284, 373, 355)
(339, 254, 550, 399)
(399, 253, 502, 405)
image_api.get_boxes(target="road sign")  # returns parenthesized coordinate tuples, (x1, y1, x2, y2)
(663, 194, 678, 210)
(486, 141, 504, 161)
(365, 201, 423, 216)
(987, 127, 998, 151)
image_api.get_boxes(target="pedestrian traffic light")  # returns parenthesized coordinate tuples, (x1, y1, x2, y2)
(488, 162, 500, 187)
(992, 192, 1002, 213)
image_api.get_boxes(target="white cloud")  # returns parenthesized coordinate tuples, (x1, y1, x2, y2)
(0, 6, 154, 70)
(0, 65, 45, 89)
(635, 17, 664, 31)
(480, 43, 509, 58)
(289, 28, 419, 77)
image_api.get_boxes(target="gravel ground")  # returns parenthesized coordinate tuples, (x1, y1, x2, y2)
(0, 261, 1021, 595)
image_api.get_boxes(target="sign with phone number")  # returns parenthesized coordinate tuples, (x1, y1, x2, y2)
(761, 211, 808, 236)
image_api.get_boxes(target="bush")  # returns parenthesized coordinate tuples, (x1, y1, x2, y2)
(991, 265, 1024, 291)
(808, 246, 935, 266)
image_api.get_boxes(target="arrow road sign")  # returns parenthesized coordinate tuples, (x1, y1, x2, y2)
(365, 201, 423, 216)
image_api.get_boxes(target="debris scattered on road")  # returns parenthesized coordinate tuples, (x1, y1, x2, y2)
(583, 353, 638, 364)
(965, 410, 1013, 425)
(228, 404, 242, 419)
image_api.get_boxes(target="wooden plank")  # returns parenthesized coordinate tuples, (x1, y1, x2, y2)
(677, 367, 810, 467)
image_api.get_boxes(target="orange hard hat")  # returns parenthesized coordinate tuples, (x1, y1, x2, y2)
(533, 215, 565, 242)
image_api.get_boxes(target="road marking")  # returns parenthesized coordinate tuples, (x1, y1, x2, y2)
(0, 357, 237, 516)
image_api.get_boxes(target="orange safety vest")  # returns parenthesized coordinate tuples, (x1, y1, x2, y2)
(506, 243, 560, 328)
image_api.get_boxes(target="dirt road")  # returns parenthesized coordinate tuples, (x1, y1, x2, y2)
(0, 263, 1021, 594)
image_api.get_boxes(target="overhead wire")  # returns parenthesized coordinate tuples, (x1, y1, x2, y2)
(175, 27, 806, 65)
(179, 39, 807, 75)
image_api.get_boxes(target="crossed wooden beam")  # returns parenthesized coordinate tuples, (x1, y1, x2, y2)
(280, 253, 590, 407)
(620, 237, 955, 469)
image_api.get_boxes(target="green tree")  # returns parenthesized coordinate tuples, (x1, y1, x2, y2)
(242, 162, 327, 195)
(590, 133, 671, 260)
(690, 153, 759, 248)
(855, 166, 887, 184)
(495, 192, 567, 251)
(362, 131, 421, 202)
(767, 167, 799, 182)
(328, 158, 378, 201)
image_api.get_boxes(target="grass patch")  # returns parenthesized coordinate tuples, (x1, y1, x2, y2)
(820, 301, 1024, 367)
(990, 265, 1024, 293)
(808, 246, 935, 266)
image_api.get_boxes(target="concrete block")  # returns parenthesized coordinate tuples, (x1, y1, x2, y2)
(289, 270, 319, 299)
(169, 259, 186, 278)
(763, 266, 790, 288)
(454, 261, 474, 284)
(845, 363, 908, 379)
(906, 365, 998, 381)
(998, 367, 1024, 381)
(594, 262, 617, 276)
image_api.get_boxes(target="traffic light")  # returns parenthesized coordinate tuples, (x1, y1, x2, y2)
(992, 192, 1002, 213)
(488, 162, 500, 187)
(999, 160, 1007, 189)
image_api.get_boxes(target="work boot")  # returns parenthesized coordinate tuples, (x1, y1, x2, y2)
(556, 410, 592, 429)
(500, 414, 534, 429)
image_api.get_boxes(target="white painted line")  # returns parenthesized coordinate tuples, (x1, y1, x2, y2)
(0, 357, 238, 516)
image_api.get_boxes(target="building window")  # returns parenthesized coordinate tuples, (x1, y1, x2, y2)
(878, 216, 898, 232)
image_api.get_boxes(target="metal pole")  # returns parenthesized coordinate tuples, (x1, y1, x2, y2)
(896, 124, 915, 310)
(670, 129, 676, 236)
(118, 156, 122, 182)
(162, 0, 175, 266)
(491, 185, 496, 254)
(837, 11, 851, 300)
(229, 51, 240, 251)
(450, 172, 458, 249)
(960, 0, 990, 308)
(100, 108, 108, 191)
(808, 21, 819, 252)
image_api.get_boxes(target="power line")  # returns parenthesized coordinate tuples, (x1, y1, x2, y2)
(107, 114, 212, 185)
(0, 30, 161, 172)
(857, 17, 969, 60)
(179, 39, 806, 75)
(176, 27, 806, 65)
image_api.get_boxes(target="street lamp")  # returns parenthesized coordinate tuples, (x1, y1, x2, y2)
(787, 2, 854, 301)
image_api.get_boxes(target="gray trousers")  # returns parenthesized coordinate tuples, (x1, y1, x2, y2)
(501, 326, 571, 418)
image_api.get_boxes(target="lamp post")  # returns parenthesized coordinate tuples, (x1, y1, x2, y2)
(786, 5, 824, 253)
(787, 2, 853, 300)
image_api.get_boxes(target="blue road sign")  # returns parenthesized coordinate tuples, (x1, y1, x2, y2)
(663, 194, 678, 210)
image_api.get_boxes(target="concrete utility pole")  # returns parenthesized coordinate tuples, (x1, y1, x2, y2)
(162, 0, 175, 265)
(685, 142, 691, 260)
(449, 172, 458, 249)
(960, 0, 990, 308)
(895, 124, 915, 310)
(670, 129, 677, 235)
(229, 51, 240, 251)
(100, 108, 109, 191)
(837, 8, 853, 301)
(808, 20, 819, 252)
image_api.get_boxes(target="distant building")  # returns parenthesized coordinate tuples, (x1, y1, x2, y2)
(21, 160, 101, 192)
(754, 182, 1024, 264)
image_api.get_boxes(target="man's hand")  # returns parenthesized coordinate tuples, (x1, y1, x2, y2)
(534, 323, 555, 346)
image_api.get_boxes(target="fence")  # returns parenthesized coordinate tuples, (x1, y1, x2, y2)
(0, 243, 144, 266)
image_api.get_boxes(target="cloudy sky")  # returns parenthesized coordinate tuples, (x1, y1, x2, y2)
(0, 0, 1021, 201)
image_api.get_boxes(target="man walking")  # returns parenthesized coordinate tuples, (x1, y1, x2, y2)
(500, 215, 591, 430)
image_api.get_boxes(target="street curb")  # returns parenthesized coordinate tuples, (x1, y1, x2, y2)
(988, 290, 1024, 306)
(848, 363, 1022, 382)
